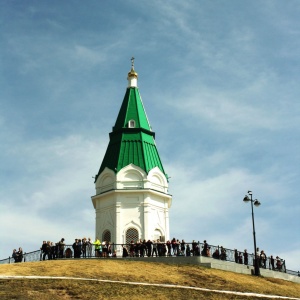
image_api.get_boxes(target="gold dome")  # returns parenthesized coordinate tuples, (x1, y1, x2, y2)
(127, 57, 138, 79)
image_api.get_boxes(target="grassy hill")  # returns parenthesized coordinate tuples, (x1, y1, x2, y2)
(0, 259, 299, 299)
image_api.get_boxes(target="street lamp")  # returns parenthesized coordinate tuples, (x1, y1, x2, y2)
(243, 190, 261, 276)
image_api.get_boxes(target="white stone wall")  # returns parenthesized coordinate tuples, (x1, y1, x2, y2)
(92, 165, 172, 245)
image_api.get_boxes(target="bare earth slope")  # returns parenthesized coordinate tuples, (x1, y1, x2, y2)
(0, 259, 299, 299)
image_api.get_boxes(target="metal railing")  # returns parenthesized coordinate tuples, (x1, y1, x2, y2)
(1, 242, 298, 277)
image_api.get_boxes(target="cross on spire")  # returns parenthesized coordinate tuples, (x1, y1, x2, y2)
(131, 56, 135, 69)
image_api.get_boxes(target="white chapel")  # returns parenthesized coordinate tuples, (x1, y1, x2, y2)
(91, 59, 172, 245)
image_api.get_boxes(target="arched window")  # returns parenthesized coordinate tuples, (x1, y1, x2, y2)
(126, 228, 139, 244)
(128, 120, 135, 128)
(102, 230, 111, 243)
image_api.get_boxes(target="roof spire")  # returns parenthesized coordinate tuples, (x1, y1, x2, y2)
(127, 56, 138, 88)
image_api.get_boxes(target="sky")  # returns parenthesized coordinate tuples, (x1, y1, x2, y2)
(0, 1, 299, 271)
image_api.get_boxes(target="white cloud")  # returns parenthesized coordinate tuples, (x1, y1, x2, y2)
(0, 132, 106, 255)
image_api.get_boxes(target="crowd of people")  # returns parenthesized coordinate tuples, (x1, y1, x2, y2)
(11, 237, 285, 272)
(93, 238, 116, 258)
(121, 238, 201, 258)
(253, 248, 284, 271)
(39, 238, 66, 260)
(120, 239, 230, 261)
(120, 238, 284, 271)
(39, 238, 95, 260)
(37, 237, 117, 260)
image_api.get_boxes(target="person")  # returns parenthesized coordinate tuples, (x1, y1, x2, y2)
(122, 245, 129, 257)
(276, 256, 282, 271)
(12, 249, 18, 263)
(212, 248, 219, 259)
(46, 241, 52, 259)
(238, 252, 243, 264)
(108, 242, 113, 257)
(78, 239, 82, 258)
(260, 250, 267, 269)
(171, 238, 177, 256)
(157, 240, 162, 257)
(220, 246, 226, 260)
(175, 239, 180, 256)
(234, 249, 238, 263)
(146, 240, 152, 257)
(186, 244, 191, 256)
(129, 241, 135, 257)
(87, 238, 93, 257)
(195, 241, 201, 256)
(260, 250, 266, 268)
(180, 239, 186, 256)
(72, 239, 79, 258)
(58, 238, 65, 258)
(82, 237, 88, 258)
(270, 255, 275, 270)
(82, 238, 88, 258)
(166, 240, 171, 256)
(255, 247, 260, 268)
(152, 240, 158, 257)
(102, 241, 108, 257)
(256, 247, 260, 256)
(93, 237, 101, 257)
(140, 240, 146, 257)
(54, 242, 59, 259)
(202, 240, 209, 257)
(134, 241, 139, 257)
(206, 247, 211, 257)
(16, 247, 23, 263)
(41, 241, 48, 261)
(49, 242, 55, 260)
(243, 249, 248, 265)
(161, 242, 167, 256)
(191, 240, 197, 256)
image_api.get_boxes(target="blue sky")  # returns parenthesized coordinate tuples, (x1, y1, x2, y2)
(1, 1, 299, 271)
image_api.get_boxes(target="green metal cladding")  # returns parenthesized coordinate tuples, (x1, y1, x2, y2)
(96, 86, 166, 181)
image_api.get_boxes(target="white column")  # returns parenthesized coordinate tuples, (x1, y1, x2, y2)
(115, 199, 121, 244)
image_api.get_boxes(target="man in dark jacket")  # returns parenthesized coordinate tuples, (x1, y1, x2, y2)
(72, 239, 80, 258)
(41, 241, 48, 261)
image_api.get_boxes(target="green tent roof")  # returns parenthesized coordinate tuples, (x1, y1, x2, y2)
(114, 88, 151, 131)
(96, 86, 166, 181)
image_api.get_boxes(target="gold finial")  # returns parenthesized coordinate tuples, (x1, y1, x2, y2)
(127, 56, 138, 86)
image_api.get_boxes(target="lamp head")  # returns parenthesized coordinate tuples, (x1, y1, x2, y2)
(254, 200, 261, 207)
(243, 195, 250, 202)
(248, 190, 252, 195)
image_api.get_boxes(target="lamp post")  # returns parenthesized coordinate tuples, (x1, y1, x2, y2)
(243, 190, 261, 276)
